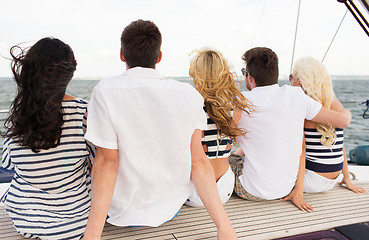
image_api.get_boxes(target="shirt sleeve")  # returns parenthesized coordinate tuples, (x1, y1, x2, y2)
(85, 86, 118, 149)
(304, 94, 323, 120)
(195, 97, 208, 131)
(1, 138, 14, 170)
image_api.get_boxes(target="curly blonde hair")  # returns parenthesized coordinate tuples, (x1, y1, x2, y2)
(293, 57, 336, 148)
(189, 48, 253, 142)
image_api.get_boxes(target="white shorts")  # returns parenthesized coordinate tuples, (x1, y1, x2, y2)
(185, 165, 235, 207)
(303, 169, 343, 193)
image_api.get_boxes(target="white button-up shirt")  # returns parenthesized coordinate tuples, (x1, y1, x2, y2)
(237, 84, 322, 200)
(85, 67, 207, 226)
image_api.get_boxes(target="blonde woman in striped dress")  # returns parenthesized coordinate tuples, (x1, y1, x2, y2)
(185, 48, 252, 207)
(1, 37, 95, 239)
(290, 57, 366, 196)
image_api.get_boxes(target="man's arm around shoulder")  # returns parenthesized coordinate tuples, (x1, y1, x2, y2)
(83, 147, 119, 240)
(311, 98, 351, 129)
(190, 129, 238, 240)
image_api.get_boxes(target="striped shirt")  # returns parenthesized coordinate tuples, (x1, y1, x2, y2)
(1, 98, 95, 240)
(305, 128, 344, 173)
(201, 107, 232, 159)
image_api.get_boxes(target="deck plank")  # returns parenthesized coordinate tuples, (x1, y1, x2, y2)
(0, 181, 368, 239)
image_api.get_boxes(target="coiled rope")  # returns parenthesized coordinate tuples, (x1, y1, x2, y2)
(361, 99, 369, 119)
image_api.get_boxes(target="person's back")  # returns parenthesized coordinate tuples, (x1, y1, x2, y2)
(87, 68, 206, 225)
(238, 84, 319, 199)
(83, 20, 237, 239)
(1, 38, 94, 240)
(185, 48, 252, 207)
(291, 57, 367, 195)
(233, 47, 351, 205)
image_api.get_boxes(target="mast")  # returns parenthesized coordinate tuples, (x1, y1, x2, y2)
(338, 0, 369, 37)
(360, 0, 369, 13)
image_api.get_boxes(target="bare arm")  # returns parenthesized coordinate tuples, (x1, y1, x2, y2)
(190, 129, 238, 240)
(338, 146, 367, 193)
(311, 98, 351, 129)
(232, 109, 242, 126)
(281, 136, 313, 212)
(232, 110, 245, 157)
(83, 147, 119, 240)
(330, 98, 345, 111)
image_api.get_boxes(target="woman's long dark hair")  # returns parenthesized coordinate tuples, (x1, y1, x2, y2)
(4, 37, 77, 152)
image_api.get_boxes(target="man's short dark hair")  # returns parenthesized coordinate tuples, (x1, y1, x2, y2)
(121, 19, 162, 68)
(242, 47, 279, 86)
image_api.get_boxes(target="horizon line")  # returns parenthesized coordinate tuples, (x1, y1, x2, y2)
(1, 75, 369, 81)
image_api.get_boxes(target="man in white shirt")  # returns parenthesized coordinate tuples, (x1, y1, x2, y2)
(82, 20, 237, 239)
(231, 47, 351, 211)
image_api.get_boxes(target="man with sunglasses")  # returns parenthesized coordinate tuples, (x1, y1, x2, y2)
(230, 47, 351, 211)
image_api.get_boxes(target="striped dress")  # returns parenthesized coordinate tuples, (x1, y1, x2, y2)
(305, 128, 344, 172)
(1, 98, 95, 240)
(201, 107, 232, 159)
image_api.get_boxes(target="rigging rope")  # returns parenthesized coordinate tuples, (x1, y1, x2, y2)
(322, 9, 349, 62)
(250, 0, 268, 47)
(290, 0, 301, 74)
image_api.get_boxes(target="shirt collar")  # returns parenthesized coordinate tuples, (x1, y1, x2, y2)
(251, 83, 279, 92)
(123, 67, 165, 80)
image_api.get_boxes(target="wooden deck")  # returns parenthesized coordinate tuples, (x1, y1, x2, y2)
(1, 181, 369, 240)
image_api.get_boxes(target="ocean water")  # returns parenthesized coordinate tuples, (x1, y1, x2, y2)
(0, 77, 368, 157)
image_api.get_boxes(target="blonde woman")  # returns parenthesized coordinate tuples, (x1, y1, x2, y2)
(185, 48, 252, 207)
(290, 57, 366, 194)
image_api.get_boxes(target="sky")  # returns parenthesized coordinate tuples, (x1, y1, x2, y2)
(1, 0, 368, 79)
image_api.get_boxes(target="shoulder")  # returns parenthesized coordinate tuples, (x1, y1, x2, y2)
(94, 74, 124, 90)
(173, 80, 204, 109)
(74, 98, 88, 105)
(165, 78, 194, 89)
(2, 137, 13, 147)
(63, 98, 88, 106)
(166, 79, 203, 98)
(241, 90, 252, 99)
(62, 98, 88, 113)
(280, 85, 315, 104)
(89, 75, 127, 101)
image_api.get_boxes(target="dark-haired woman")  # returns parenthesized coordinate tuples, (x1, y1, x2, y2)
(1, 37, 95, 240)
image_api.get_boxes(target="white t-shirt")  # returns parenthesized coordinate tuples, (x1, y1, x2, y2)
(237, 84, 322, 200)
(85, 67, 207, 226)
